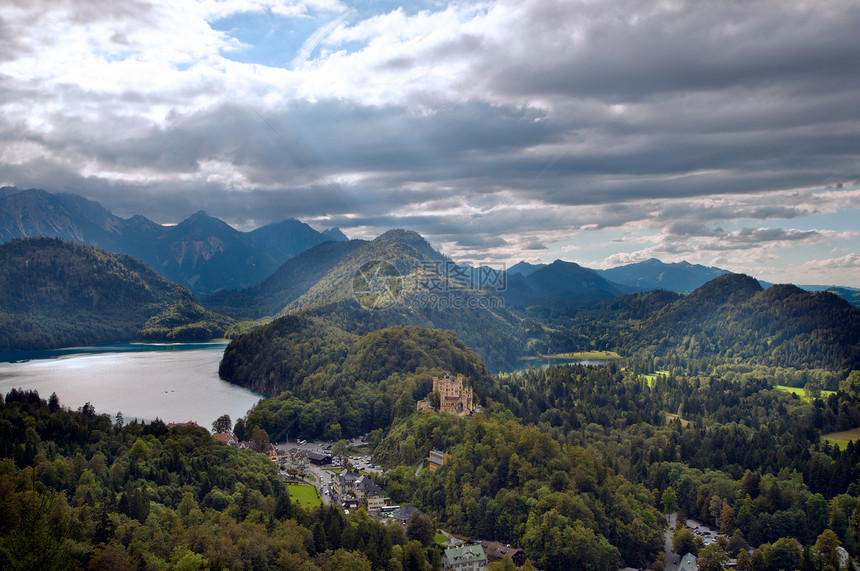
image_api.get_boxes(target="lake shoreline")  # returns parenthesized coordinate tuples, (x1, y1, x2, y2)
(0, 341, 263, 430)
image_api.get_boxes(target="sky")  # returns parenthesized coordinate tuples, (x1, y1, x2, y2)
(1, 0, 859, 286)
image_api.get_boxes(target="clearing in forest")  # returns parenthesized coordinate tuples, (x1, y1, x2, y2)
(287, 484, 322, 507)
(823, 428, 860, 450)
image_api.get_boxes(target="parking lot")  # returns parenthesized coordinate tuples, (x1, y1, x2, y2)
(276, 439, 383, 475)
(685, 519, 725, 546)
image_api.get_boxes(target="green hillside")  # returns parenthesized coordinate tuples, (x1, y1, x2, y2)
(0, 238, 234, 350)
(546, 273, 860, 375)
(202, 239, 366, 320)
(222, 321, 491, 440)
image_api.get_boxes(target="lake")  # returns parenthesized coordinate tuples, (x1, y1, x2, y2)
(0, 342, 265, 430)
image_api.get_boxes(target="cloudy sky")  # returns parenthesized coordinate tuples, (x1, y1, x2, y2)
(2, 0, 859, 286)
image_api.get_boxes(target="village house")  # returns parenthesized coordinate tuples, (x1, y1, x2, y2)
(211, 432, 237, 446)
(332, 469, 389, 512)
(332, 468, 360, 501)
(387, 504, 424, 525)
(441, 544, 488, 571)
(355, 475, 389, 512)
(679, 553, 697, 571)
(429, 449, 450, 472)
(307, 451, 332, 466)
(479, 541, 526, 567)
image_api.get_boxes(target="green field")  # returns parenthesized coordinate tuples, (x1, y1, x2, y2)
(824, 428, 860, 451)
(774, 385, 836, 402)
(642, 370, 671, 385)
(540, 350, 622, 360)
(665, 412, 690, 427)
(286, 484, 322, 507)
(519, 351, 622, 363)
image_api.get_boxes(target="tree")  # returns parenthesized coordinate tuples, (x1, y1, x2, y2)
(735, 549, 752, 571)
(719, 503, 735, 534)
(128, 438, 150, 460)
(522, 509, 619, 571)
(807, 494, 829, 539)
(661, 487, 678, 514)
(839, 370, 860, 399)
(725, 531, 749, 558)
(48, 392, 60, 412)
(672, 528, 698, 557)
(698, 543, 728, 571)
(428, 391, 441, 410)
(813, 529, 841, 570)
(805, 380, 822, 400)
(114, 411, 124, 428)
(406, 512, 434, 547)
(768, 538, 801, 571)
(212, 414, 232, 434)
(233, 417, 248, 441)
(333, 439, 349, 467)
(250, 427, 270, 453)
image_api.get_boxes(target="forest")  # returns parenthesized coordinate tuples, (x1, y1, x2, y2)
(370, 366, 860, 570)
(3, 233, 860, 569)
(215, 306, 860, 570)
(0, 389, 443, 570)
(0, 239, 234, 351)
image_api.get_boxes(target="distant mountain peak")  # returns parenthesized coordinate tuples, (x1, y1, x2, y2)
(508, 261, 547, 277)
(322, 227, 348, 241)
(186, 209, 213, 220)
(0, 188, 355, 296)
(597, 257, 732, 293)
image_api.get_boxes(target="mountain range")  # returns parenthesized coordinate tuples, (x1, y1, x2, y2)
(0, 187, 345, 295)
(2, 228, 857, 372)
(2, 187, 856, 306)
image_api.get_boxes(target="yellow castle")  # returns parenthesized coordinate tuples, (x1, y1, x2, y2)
(417, 374, 475, 416)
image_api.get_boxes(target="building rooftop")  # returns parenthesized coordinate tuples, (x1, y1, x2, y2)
(443, 545, 487, 564)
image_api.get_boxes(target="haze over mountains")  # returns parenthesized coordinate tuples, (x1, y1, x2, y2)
(3, 187, 857, 304)
(0, 187, 345, 295)
(2, 228, 858, 373)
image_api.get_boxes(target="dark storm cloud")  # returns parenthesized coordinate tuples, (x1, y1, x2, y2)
(482, 0, 860, 101)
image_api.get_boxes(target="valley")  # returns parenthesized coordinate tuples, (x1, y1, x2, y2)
(1, 193, 859, 570)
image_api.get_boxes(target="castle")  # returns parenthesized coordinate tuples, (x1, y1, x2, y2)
(417, 374, 475, 416)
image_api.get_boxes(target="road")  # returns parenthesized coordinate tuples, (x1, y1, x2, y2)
(664, 512, 679, 571)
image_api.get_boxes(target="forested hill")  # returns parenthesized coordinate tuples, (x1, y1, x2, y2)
(0, 238, 233, 351)
(595, 273, 860, 371)
(227, 228, 532, 371)
(221, 321, 491, 440)
(202, 239, 366, 320)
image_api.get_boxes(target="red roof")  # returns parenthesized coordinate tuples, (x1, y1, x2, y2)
(212, 433, 236, 444)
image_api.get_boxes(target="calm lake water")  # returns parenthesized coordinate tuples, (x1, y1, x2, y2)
(0, 342, 265, 430)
